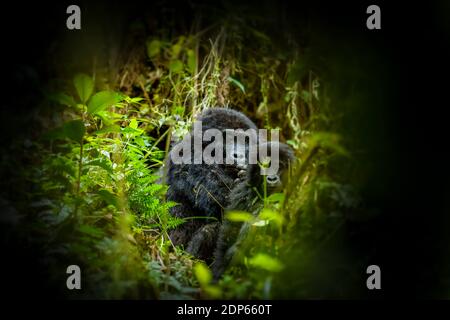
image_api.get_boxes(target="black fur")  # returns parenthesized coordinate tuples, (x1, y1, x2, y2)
(198, 108, 258, 133)
(166, 108, 258, 259)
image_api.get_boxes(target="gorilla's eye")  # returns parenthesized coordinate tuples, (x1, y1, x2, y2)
(266, 175, 280, 185)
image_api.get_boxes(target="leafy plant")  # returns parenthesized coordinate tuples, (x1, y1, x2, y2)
(4, 7, 371, 299)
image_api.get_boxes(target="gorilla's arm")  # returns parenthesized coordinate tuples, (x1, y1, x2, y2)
(212, 180, 260, 279)
(186, 222, 221, 263)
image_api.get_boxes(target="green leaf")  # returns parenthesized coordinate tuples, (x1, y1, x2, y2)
(259, 208, 284, 226)
(171, 43, 182, 59)
(86, 158, 113, 174)
(129, 118, 138, 129)
(128, 97, 144, 104)
(204, 285, 222, 299)
(252, 220, 269, 227)
(73, 73, 94, 103)
(225, 211, 254, 222)
(228, 76, 245, 93)
(266, 192, 285, 203)
(121, 126, 143, 137)
(49, 92, 77, 107)
(194, 263, 212, 287)
(95, 111, 124, 126)
(169, 59, 183, 73)
(42, 127, 66, 141)
(78, 225, 105, 239)
(187, 49, 196, 74)
(134, 136, 146, 147)
(249, 253, 284, 272)
(94, 125, 121, 135)
(97, 189, 119, 208)
(146, 40, 161, 58)
(62, 120, 85, 143)
(286, 139, 299, 149)
(171, 37, 185, 59)
(173, 105, 185, 116)
(93, 111, 112, 126)
(87, 91, 123, 114)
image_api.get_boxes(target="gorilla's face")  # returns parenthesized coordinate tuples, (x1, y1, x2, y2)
(259, 142, 296, 193)
(265, 173, 281, 187)
(263, 163, 290, 192)
(223, 129, 256, 171)
(229, 142, 248, 170)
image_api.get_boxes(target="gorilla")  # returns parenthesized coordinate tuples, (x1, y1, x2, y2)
(166, 107, 259, 261)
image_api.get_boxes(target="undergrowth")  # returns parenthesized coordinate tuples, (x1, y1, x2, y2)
(0, 7, 370, 299)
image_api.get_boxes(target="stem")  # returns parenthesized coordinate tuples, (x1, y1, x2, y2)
(72, 105, 87, 220)
(263, 175, 268, 207)
(73, 141, 84, 219)
(145, 128, 170, 159)
(76, 142, 83, 194)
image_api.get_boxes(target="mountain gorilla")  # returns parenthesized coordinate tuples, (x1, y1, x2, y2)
(166, 108, 259, 261)
(164, 107, 295, 274)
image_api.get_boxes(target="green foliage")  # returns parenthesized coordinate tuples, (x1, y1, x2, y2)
(62, 120, 85, 144)
(73, 73, 94, 103)
(87, 91, 123, 114)
(249, 253, 284, 273)
(194, 263, 222, 299)
(7, 10, 371, 300)
(22, 72, 201, 298)
(228, 77, 246, 94)
(225, 211, 254, 222)
(146, 39, 161, 58)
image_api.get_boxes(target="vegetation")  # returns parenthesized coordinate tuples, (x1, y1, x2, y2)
(0, 2, 386, 299)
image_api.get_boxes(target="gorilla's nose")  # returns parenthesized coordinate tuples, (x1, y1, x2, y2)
(267, 175, 279, 184)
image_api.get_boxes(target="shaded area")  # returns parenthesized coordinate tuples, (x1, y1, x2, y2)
(0, 0, 449, 299)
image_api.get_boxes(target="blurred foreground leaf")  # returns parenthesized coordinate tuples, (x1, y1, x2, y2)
(73, 73, 94, 103)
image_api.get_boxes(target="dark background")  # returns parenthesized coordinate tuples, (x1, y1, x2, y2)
(1, 0, 449, 300)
